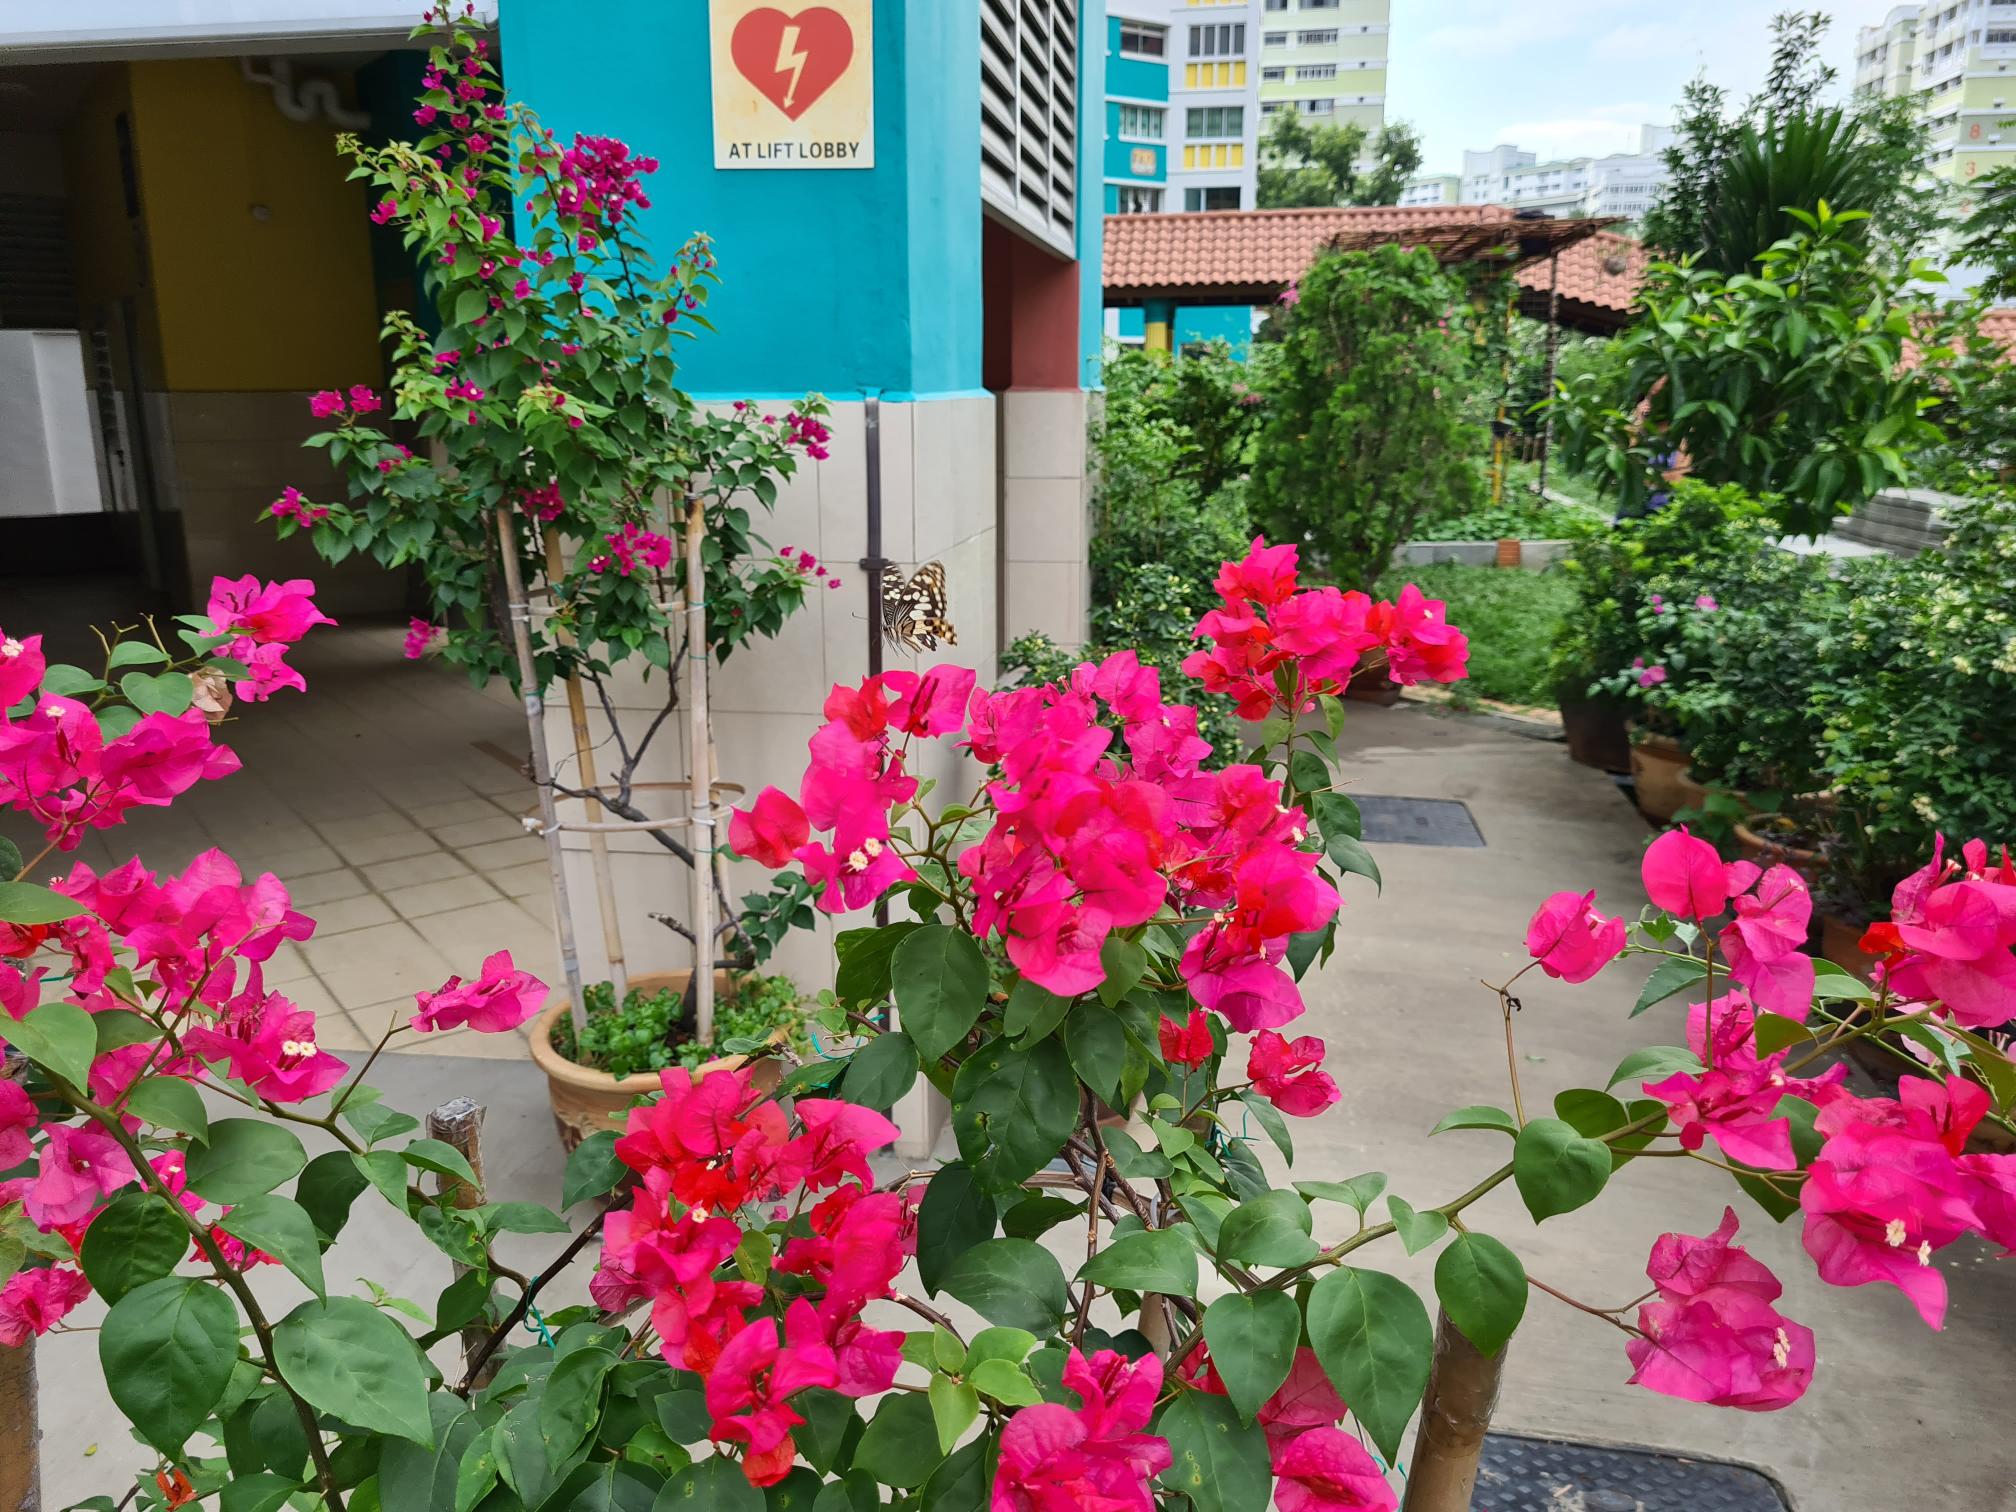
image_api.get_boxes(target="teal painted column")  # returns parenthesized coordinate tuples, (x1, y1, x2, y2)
(502, 0, 982, 399)
(1077, 0, 1106, 390)
(1143, 297, 1175, 352)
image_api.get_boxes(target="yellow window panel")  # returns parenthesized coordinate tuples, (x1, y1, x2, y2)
(1184, 63, 1198, 87)
(1229, 144, 1244, 167)
(1233, 62, 1247, 84)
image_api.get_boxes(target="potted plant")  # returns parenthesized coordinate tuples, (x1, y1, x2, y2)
(271, 18, 833, 1138)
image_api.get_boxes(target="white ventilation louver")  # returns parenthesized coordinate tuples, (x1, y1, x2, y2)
(981, 0, 1080, 258)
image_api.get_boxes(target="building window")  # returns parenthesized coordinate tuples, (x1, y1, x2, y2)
(1301, 98, 1334, 116)
(1262, 65, 1286, 80)
(1265, 0, 1290, 8)
(1189, 22, 1246, 57)
(1187, 105, 1245, 139)
(1297, 63, 1337, 80)
(1119, 21, 1167, 57)
(1261, 100, 1285, 115)
(1301, 0, 1340, 7)
(1263, 30, 1288, 46)
(1115, 185, 1165, 214)
(1185, 185, 1244, 211)
(1298, 28, 1338, 45)
(1117, 104, 1166, 140)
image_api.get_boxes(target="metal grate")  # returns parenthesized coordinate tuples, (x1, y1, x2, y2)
(979, 0, 1078, 257)
(1354, 796, 1485, 848)
(1476, 1433, 1793, 1511)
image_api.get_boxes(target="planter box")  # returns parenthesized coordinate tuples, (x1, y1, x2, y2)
(1392, 539, 1572, 571)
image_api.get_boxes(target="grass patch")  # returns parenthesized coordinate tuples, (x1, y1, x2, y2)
(1501, 457, 1613, 513)
(1377, 562, 1576, 708)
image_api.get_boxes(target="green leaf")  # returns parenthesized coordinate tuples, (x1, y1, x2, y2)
(1215, 1190, 1320, 1268)
(1096, 936, 1147, 1007)
(1429, 1104, 1519, 1137)
(928, 1375, 980, 1454)
(950, 1037, 1077, 1192)
(1753, 1012, 1814, 1056)
(853, 1391, 945, 1489)
(0, 881, 87, 925)
(1435, 1232, 1528, 1357)
(1063, 999, 1127, 1105)
(562, 1129, 626, 1209)
(941, 1239, 1069, 1333)
(1295, 1172, 1387, 1216)
(557, 1460, 662, 1512)
(1313, 790, 1361, 841)
(273, 1296, 432, 1446)
(968, 1358, 1042, 1406)
(107, 640, 168, 669)
(1078, 1228, 1199, 1296)
(125, 1076, 210, 1143)
(966, 1326, 1038, 1366)
(1632, 955, 1707, 1016)
(79, 1193, 190, 1303)
(1387, 1196, 1449, 1256)
(454, 1424, 499, 1512)
(841, 1030, 919, 1112)
(833, 921, 921, 1007)
(354, 1148, 413, 1214)
(1306, 1266, 1433, 1463)
(1325, 832, 1382, 893)
(36, 663, 103, 697)
(1000, 1193, 1082, 1239)
(1512, 1118, 1612, 1221)
(541, 1346, 619, 1469)
(186, 1120, 307, 1204)
(93, 1009, 159, 1053)
(788, 1389, 857, 1472)
(475, 1201, 570, 1235)
(1553, 1088, 1630, 1139)
(656, 1455, 762, 1510)
(120, 670, 194, 717)
(216, 1195, 326, 1297)
(1810, 958, 1874, 1002)
(1155, 1390, 1274, 1512)
(219, 1472, 298, 1512)
(453, 287, 488, 328)
(100, 1276, 239, 1452)
(1606, 1044, 1702, 1090)
(403, 1137, 480, 1187)
(1201, 1291, 1300, 1421)
(1237, 1091, 1294, 1163)
(1102, 1125, 1173, 1179)
(919, 1432, 995, 1512)
(1, 1002, 95, 1089)
(892, 924, 989, 1063)
(1004, 978, 1071, 1046)
(1732, 1095, 1823, 1222)
(917, 1160, 996, 1296)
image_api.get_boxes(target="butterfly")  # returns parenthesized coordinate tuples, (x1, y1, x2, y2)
(881, 561, 958, 654)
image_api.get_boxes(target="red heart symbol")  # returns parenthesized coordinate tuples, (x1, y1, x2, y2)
(730, 6, 856, 122)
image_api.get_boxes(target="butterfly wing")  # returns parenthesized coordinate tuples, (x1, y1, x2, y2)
(882, 562, 957, 654)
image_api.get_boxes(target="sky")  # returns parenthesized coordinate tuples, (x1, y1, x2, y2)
(1388, 0, 1915, 173)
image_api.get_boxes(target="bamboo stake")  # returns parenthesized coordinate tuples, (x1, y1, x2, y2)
(424, 1097, 493, 1385)
(683, 492, 715, 1046)
(495, 509, 586, 1034)
(542, 528, 628, 1007)
(1402, 1310, 1508, 1512)
(0, 1061, 38, 1511)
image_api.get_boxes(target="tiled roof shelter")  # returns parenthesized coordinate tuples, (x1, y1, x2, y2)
(1104, 205, 1647, 334)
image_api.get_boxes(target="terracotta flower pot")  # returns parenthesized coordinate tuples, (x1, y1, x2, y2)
(1344, 648, 1403, 705)
(528, 968, 778, 1152)
(1734, 819, 1824, 882)
(1558, 695, 1631, 772)
(1817, 913, 1876, 985)
(1628, 731, 1691, 823)
(1675, 766, 1708, 815)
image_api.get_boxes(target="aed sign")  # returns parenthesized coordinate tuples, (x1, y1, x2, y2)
(710, 1, 874, 169)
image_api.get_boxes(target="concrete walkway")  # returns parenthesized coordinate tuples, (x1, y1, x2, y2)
(29, 704, 2016, 1509)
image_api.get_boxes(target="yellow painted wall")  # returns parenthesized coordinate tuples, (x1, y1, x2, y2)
(128, 58, 381, 392)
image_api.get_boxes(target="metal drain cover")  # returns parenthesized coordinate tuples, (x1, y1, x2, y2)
(1476, 1433, 1792, 1511)
(1354, 796, 1486, 848)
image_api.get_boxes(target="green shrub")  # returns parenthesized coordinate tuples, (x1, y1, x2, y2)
(1375, 563, 1576, 708)
(549, 971, 808, 1079)
(1418, 493, 1608, 543)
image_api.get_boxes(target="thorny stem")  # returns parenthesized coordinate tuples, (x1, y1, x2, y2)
(457, 1205, 614, 1393)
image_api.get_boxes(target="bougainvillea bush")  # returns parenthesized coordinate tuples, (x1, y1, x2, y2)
(7, 538, 2016, 1511)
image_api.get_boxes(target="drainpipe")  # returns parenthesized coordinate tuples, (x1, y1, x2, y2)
(858, 390, 891, 932)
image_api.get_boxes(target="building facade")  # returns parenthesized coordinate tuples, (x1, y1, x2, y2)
(1856, 1, 2016, 191)
(1403, 127, 1673, 228)
(1256, 0, 1389, 147)
(1105, 6, 1172, 213)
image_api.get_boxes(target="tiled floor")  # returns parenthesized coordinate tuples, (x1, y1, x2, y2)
(14, 621, 561, 1059)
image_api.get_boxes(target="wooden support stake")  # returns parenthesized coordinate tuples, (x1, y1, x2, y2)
(683, 493, 715, 1047)
(1402, 1309, 1507, 1512)
(0, 1326, 38, 1512)
(426, 1097, 494, 1385)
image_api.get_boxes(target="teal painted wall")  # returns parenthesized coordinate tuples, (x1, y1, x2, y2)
(502, 0, 982, 399)
(1104, 103, 1167, 187)
(1177, 306, 1254, 353)
(1079, 0, 1107, 389)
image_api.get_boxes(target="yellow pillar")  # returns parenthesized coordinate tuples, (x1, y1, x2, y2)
(1144, 299, 1175, 354)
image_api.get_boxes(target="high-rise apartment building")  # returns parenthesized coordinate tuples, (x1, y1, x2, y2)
(1101, 0, 1390, 215)
(1855, 2, 2016, 190)
(1400, 128, 1674, 229)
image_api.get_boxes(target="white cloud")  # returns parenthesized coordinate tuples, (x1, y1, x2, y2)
(1591, 23, 1701, 67)
(1488, 105, 1660, 161)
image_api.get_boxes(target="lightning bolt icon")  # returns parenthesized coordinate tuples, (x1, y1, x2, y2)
(774, 23, 811, 110)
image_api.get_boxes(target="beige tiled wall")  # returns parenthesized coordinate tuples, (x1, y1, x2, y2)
(1000, 388, 1092, 647)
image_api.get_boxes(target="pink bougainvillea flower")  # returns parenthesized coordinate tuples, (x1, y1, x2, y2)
(409, 950, 547, 1033)
(1869, 837, 2016, 1028)
(206, 576, 334, 647)
(0, 1078, 36, 1167)
(1643, 1059, 1797, 1171)
(0, 630, 45, 708)
(308, 390, 346, 418)
(1717, 864, 1815, 1020)
(1248, 1030, 1340, 1117)
(24, 1122, 136, 1230)
(821, 1307, 904, 1395)
(401, 619, 441, 660)
(729, 787, 811, 870)
(1627, 1208, 1814, 1411)
(796, 824, 917, 916)
(1376, 583, 1470, 686)
(1257, 1348, 1348, 1449)
(706, 1297, 839, 1487)
(1641, 828, 1729, 920)
(884, 664, 977, 738)
(180, 968, 345, 1104)
(1159, 1009, 1215, 1069)
(1524, 889, 1626, 984)
(0, 1266, 92, 1346)
(993, 1349, 1171, 1512)
(1181, 932, 1305, 1033)
(787, 1098, 901, 1192)
(1215, 538, 1301, 610)
(1271, 1427, 1399, 1512)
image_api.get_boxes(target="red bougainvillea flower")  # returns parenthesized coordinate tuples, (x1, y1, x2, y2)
(1248, 1030, 1340, 1117)
(1271, 1427, 1399, 1512)
(409, 950, 547, 1033)
(730, 786, 811, 869)
(993, 1349, 1171, 1512)
(1627, 1208, 1814, 1411)
(706, 1298, 838, 1487)
(0, 1265, 91, 1346)
(0, 629, 45, 708)
(1159, 1009, 1215, 1068)
(1524, 889, 1626, 984)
